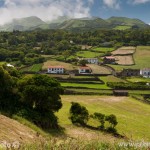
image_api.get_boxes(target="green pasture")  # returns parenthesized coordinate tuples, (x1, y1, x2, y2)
(76, 51, 103, 58)
(114, 25, 131, 30)
(126, 77, 150, 83)
(92, 47, 114, 52)
(57, 95, 150, 140)
(61, 82, 110, 89)
(20, 63, 43, 72)
(100, 75, 127, 83)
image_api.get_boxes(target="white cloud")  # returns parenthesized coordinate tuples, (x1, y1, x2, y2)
(129, 0, 150, 4)
(103, 0, 120, 9)
(0, 0, 93, 25)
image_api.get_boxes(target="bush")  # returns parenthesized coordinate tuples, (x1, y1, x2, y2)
(69, 102, 89, 126)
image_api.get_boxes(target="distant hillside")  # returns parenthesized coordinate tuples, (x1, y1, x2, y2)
(57, 17, 110, 30)
(0, 16, 149, 31)
(0, 16, 47, 31)
(107, 16, 148, 28)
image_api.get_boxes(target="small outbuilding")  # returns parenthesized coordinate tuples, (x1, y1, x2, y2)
(113, 90, 128, 96)
(103, 56, 116, 64)
(78, 66, 92, 74)
(118, 69, 140, 77)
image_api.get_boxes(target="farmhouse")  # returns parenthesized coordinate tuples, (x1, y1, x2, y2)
(78, 66, 92, 74)
(103, 56, 116, 64)
(79, 58, 99, 64)
(118, 69, 140, 77)
(140, 68, 150, 78)
(47, 66, 65, 74)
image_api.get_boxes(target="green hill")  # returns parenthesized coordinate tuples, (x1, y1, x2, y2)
(0, 16, 47, 31)
(0, 16, 149, 31)
(107, 16, 148, 29)
(57, 17, 110, 30)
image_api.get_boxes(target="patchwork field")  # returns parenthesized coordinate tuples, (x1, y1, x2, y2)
(115, 55, 134, 65)
(57, 95, 150, 141)
(109, 46, 150, 71)
(112, 46, 135, 55)
(87, 64, 111, 74)
(42, 60, 77, 71)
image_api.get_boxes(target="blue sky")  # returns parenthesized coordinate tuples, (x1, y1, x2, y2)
(0, 0, 150, 25)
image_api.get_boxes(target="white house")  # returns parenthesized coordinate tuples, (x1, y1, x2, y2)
(140, 68, 150, 78)
(80, 58, 99, 64)
(47, 66, 64, 74)
(6, 64, 14, 67)
(78, 66, 92, 74)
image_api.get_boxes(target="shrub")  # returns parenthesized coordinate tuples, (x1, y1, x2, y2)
(69, 102, 89, 126)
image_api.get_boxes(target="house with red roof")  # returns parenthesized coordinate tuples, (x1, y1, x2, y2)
(78, 66, 92, 74)
(103, 56, 116, 64)
(47, 66, 65, 74)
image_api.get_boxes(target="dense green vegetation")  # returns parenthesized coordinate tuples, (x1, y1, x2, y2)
(0, 28, 150, 68)
(0, 66, 63, 129)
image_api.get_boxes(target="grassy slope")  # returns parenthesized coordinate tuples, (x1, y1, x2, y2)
(57, 95, 150, 141)
(100, 75, 127, 83)
(0, 115, 46, 144)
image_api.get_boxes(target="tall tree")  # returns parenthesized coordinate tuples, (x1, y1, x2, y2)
(18, 75, 63, 128)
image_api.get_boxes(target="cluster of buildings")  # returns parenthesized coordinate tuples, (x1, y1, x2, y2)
(47, 57, 150, 78)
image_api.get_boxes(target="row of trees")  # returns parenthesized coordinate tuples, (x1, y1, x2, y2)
(69, 102, 118, 134)
(0, 65, 63, 129)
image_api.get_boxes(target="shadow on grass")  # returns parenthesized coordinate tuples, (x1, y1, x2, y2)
(43, 125, 66, 137)
(80, 124, 126, 139)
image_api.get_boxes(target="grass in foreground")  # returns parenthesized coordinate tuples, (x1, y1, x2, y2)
(57, 95, 150, 141)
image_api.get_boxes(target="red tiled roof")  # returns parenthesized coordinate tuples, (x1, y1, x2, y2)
(105, 56, 115, 59)
(48, 66, 64, 68)
(141, 68, 150, 71)
(79, 66, 91, 69)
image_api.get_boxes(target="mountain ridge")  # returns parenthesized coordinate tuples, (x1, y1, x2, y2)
(0, 16, 149, 31)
